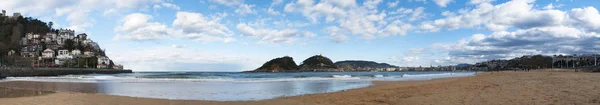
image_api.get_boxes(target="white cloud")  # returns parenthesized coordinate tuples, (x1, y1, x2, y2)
(109, 46, 256, 71)
(284, 0, 350, 23)
(267, 7, 284, 16)
(469, 0, 494, 5)
(363, 0, 382, 10)
(433, 0, 453, 7)
(235, 4, 256, 15)
(271, 0, 284, 6)
(568, 7, 600, 33)
(172, 44, 187, 48)
(0, 0, 163, 33)
(208, 0, 244, 7)
(419, 0, 564, 32)
(236, 23, 305, 44)
(409, 7, 426, 21)
(303, 31, 317, 38)
(154, 2, 181, 10)
(324, 26, 348, 43)
(380, 20, 414, 37)
(433, 26, 600, 65)
(114, 13, 174, 41)
(387, 1, 399, 8)
(173, 12, 235, 43)
(419, 1, 600, 34)
(285, 0, 408, 42)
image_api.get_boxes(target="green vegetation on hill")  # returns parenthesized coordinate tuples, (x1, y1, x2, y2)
(298, 55, 338, 71)
(253, 56, 299, 72)
(0, 15, 53, 55)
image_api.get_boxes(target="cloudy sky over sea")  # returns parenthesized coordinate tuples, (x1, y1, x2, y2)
(2, 0, 600, 71)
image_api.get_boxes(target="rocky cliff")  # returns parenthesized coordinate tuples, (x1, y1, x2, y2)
(253, 56, 299, 72)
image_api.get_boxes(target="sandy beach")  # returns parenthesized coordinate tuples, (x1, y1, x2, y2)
(1, 70, 599, 105)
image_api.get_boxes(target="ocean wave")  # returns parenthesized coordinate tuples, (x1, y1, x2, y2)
(0, 72, 476, 83)
(331, 75, 352, 78)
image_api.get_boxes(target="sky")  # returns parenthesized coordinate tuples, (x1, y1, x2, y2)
(1, 0, 600, 71)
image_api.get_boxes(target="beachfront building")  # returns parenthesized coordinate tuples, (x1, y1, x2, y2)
(71, 50, 82, 56)
(552, 54, 600, 68)
(97, 56, 110, 69)
(54, 49, 73, 66)
(83, 51, 94, 57)
(41, 49, 55, 59)
(56, 50, 72, 59)
(57, 29, 74, 45)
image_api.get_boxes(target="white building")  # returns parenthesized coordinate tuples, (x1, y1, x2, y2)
(84, 51, 94, 57)
(41, 49, 55, 59)
(57, 29, 74, 45)
(71, 49, 82, 56)
(7, 50, 15, 56)
(56, 49, 72, 59)
(26, 33, 34, 39)
(77, 33, 87, 41)
(21, 37, 28, 45)
(97, 56, 110, 69)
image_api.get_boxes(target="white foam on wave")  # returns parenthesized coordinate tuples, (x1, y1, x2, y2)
(331, 75, 352, 78)
(1, 72, 476, 83)
(1, 75, 364, 83)
(373, 75, 384, 78)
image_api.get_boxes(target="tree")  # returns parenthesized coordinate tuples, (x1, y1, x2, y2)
(48, 22, 53, 30)
(64, 39, 74, 51)
(108, 60, 114, 69)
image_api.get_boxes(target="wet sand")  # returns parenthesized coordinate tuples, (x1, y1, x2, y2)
(1, 70, 600, 105)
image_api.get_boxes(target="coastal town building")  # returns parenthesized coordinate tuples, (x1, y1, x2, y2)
(41, 49, 55, 59)
(71, 50, 81, 56)
(552, 54, 600, 68)
(56, 50, 72, 59)
(84, 51, 94, 57)
(9, 31, 123, 69)
(7, 50, 15, 56)
(97, 56, 110, 69)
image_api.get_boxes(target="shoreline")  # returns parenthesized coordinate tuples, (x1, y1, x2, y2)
(0, 68, 132, 77)
(1, 70, 599, 105)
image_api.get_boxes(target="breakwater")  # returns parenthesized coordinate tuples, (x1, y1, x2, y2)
(0, 68, 132, 78)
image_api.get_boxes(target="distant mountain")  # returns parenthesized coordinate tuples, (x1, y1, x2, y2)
(455, 63, 472, 68)
(298, 55, 339, 72)
(335, 60, 398, 71)
(252, 56, 299, 72)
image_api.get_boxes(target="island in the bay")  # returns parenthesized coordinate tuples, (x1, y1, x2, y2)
(0, 10, 130, 78)
(252, 54, 600, 72)
(253, 54, 399, 72)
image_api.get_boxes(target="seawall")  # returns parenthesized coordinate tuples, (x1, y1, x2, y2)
(0, 68, 132, 78)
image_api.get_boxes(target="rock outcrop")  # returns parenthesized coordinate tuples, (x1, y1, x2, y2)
(253, 56, 299, 72)
(298, 55, 339, 72)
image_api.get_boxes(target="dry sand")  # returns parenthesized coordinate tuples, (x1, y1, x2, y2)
(1, 70, 600, 105)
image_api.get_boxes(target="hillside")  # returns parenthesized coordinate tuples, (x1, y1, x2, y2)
(0, 12, 119, 69)
(0, 15, 53, 54)
(298, 55, 339, 72)
(335, 60, 398, 71)
(253, 56, 299, 72)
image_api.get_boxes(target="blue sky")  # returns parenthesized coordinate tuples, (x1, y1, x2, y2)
(2, 0, 600, 71)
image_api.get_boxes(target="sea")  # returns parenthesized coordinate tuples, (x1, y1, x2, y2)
(1, 71, 477, 101)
